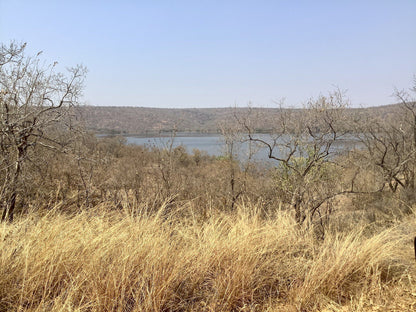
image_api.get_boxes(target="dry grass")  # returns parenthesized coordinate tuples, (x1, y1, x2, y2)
(0, 202, 415, 312)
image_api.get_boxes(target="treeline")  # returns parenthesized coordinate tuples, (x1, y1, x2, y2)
(77, 104, 402, 135)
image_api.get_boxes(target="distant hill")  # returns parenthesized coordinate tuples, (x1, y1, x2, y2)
(76, 104, 401, 135)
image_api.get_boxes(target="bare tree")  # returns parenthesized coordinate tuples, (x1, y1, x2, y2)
(0, 42, 87, 221)
(355, 78, 416, 207)
(237, 90, 352, 227)
(219, 116, 246, 210)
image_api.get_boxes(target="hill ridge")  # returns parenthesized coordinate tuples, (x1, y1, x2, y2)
(77, 104, 400, 135)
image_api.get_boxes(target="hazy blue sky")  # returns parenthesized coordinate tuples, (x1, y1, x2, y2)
(1, 1, 415, 108)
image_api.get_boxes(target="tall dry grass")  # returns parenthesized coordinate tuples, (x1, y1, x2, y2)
(0, 202, 415, 311)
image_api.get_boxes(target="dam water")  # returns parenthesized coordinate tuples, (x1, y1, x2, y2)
(124, 134, 360, 164)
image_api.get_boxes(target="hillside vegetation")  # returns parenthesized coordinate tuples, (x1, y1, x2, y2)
(1, 43, 416, 311)
(77, 104, 400, 135)
(0, 133, 415, 311)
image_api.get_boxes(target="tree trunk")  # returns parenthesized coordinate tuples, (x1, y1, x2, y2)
(1, 191, 17, 222)
(1, 153, 23, 222)
(292, 196, 306, 225)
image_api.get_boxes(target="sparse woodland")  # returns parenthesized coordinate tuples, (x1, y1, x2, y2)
(1, 42, 416, 311)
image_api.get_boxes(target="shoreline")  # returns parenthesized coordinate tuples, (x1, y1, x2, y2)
(98, 131, 222, 138)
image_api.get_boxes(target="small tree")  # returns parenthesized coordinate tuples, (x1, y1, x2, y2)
(238, 90, 352, 227)
(0, 42, 86, 221)
(355, 78, 416, 207)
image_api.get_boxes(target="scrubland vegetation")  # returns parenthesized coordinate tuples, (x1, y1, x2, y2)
(2, 42, 416, 311)
(1, 203, 416, 311)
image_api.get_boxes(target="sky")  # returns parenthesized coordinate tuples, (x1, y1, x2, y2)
(1, 0, 415, 108)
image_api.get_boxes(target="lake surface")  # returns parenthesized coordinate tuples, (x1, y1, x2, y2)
(126, 135, 227, 156)
(125, 134, 360, 163)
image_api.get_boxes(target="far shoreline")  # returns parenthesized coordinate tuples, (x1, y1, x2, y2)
(97, 131, 223, 138)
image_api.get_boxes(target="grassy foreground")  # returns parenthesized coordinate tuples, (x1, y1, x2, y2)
(1, 203, 416, 312)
